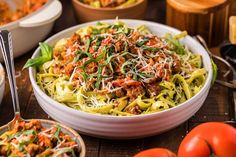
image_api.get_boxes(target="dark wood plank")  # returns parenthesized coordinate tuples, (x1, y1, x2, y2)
(145, 0, 166, 23)
(0, 53, 33, 126)
(80, 135, 100, 157)
(143, 123, 187, 153)
(99, 139, 144, 157)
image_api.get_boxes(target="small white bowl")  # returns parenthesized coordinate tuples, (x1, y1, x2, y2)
(0, 0, 62, 62)
(29, 20, 213, 139)
(0, 63, 5, 104)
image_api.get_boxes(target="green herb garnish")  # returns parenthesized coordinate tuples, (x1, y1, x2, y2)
(136, 37, 149, 47)
(121, 60, 133, 74)
(23, 42, 53, 69)
(95, 65, 103, 89)
(142, 46, 159, 52)
(54, 147, 76, 157)
(164, 32, 186, 55)
(85, 38, 91, 53)
(54, 125, 61, 144)
(74, 50, 93, 63)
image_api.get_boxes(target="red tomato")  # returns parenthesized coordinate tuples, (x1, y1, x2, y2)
(134, 148, 177, 157)
(178, 122, 236, 157)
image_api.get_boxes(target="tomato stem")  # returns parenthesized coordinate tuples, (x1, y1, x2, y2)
(210, 154, 217, 157)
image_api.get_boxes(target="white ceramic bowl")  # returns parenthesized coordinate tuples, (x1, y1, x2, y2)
(0, 0, 62, 62)
(29, 20, 213, 139)
(0, 63, 5, 104)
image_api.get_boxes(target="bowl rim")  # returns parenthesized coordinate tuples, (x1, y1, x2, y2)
(29, 19, 213, 120)
(72, 0, 146, 11)
(0, 0, 55, 29)
(0, 63, 5, 88)
(0, 118, 86, 157)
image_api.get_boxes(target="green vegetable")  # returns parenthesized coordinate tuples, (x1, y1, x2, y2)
(106, 54, 118, 63)
(54, 147, 76, 157)
(96, 22, 103, 26)
(131, 71, 138, 80)
(23, 42, 53, 69)
(81, 72, 89, 80)
(142, 46, 159, 52)
(80, 59, 97, 70)
(124, 41, 128, 52)
(211, 59, 218, 86)
(95, 65, 103, 89)
(13, 130, 37, 151)
(121, 26, 131, 35)
(107, 45, 115, 55)
(54, 125, 61, 144)
(121, 60, 133, 74)
(91, 28, 101, 35)
(74, 50, 93, 63)
(136, 37, 149, 47)
(96, 46, 106, 61)
(140, 73, 154, 78)
(80, 47, 106, 70)
(136, 25, 151, 34)
(95, 36, 103, 46)
(164, 33, 186, 55)
(85, 38, 91, 53)
(14, 130, 36, 137)
(174, 31, 187, 40)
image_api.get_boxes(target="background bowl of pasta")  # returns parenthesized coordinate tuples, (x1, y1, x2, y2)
(72, 0, 147, 23)
(0, 0, 62, 62)
(29, 20, 213, 139)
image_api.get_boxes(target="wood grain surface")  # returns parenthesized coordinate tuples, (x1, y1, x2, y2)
(0, 0, 235, 157)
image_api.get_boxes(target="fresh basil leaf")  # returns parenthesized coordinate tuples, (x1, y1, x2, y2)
(136, 37, 149, 47)
(23, 57, 48, 69)
(96, 46, 106, 61)
(142, 46, 159, 52)
(121, 60, 133, 74)
(74, 50, 93, 63)
(80, 59, 97, 70)
(39, 42, 52, 59)
(81, 72, 89, 80)
(85, 38, 91, 53)
(136, 40, 147, 47)
(23, 42, 53, 69)
(95, 65, 103, 89)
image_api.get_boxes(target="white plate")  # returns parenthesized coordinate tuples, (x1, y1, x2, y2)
(29, 20, 213, 139)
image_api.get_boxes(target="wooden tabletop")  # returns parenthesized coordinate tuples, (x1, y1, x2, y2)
(0, 0, 235, 156)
